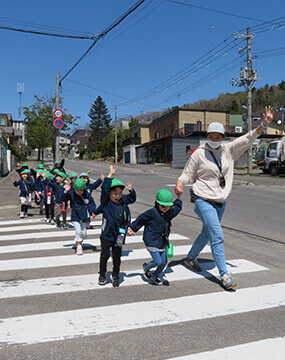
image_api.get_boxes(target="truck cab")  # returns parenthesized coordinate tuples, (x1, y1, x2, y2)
(257, 138, 285, 176)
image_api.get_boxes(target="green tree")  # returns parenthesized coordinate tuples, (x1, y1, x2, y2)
(101, 128, 131, 161)
(128, 117, 139, 128)
(88, 96, 111, 152)
(23, 95, 79, 161)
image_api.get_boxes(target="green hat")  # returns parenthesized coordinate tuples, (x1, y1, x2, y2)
(53, 169, 60, 174)
(73, 178, 86, 190)
(45, 172, 54, 180)
(38, 164, 44, 169)
(156, 189, 174, 206)
(79, 172, 89, 178)
(21, 169, 30, 175)
(56, 171, 67, 180)
(55, 160, 60, 164)
(111, 178, 125, 189)
(69, 172, 78, 179)
(22, 163, 28, 168)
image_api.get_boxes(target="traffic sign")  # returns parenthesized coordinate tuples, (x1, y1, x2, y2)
(53, 109, 63, 118)
(53, 119, 64, 129)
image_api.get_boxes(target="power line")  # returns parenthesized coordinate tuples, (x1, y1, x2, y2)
(59, 0, 146, 83)
(0, 24, 94, 39)
(167, 0, 266, 23)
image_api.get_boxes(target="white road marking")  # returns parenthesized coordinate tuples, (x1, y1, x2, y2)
(0, 233, 186, 254)
(1, 282, 284, 347)
(0, 217, 102, 226)
(167, 337, 285, 360)
(0, 259, 268, 299)
(0, 245, 205, 271)
(0, 228, 101, 242)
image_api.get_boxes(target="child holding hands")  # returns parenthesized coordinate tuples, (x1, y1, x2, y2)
(97, 165, 136, 288)
(128, 189, 182, 285)
(61, 178, 96, 255)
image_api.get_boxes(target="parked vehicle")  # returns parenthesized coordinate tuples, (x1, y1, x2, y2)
(256, 137, 285, 176)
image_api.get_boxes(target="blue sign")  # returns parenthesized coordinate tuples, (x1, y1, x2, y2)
(53, 119, 64, 129)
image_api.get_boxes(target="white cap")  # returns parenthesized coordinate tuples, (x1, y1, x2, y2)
(207, 122, 225, 135)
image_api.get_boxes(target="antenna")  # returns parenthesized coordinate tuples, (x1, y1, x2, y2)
(17, 82, 24, 120)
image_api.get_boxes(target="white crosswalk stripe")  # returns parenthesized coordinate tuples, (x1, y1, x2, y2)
(0, 218, 284, 357)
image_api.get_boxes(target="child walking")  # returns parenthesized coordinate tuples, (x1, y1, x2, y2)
(97, 165, 136, 288)
(42, 172, 56, 224)
(128, 189, 182, 285)
(11, 170, 34, 218)
(62, 178, 96, 255)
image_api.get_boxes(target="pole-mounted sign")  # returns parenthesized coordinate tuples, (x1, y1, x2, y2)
(53, 109, 64, 118)
(53, 118, 64, 129)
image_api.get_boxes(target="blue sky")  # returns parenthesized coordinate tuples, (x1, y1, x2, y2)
(1, 0, 285, 129)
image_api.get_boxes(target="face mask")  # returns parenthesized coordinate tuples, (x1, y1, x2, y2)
(207, 140, 222, 149)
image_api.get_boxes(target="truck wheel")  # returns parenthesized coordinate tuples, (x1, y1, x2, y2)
(269, 164, 279, 176)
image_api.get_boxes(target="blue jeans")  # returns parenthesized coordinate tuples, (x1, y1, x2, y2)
(145, 251, 167, 278)
(73, 221, 87, 243)
(188, 198, 229, 277)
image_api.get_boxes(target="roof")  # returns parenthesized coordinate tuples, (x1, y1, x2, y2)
(69, 129, 92, 138)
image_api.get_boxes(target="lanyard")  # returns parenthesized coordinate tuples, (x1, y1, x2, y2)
(209, 150, 222, 175)
(113, 201, 127, 230)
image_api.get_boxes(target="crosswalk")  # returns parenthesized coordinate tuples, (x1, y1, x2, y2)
(0, 216, 284, 358)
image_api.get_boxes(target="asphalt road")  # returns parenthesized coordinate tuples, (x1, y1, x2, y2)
(0, 159, 284, 359)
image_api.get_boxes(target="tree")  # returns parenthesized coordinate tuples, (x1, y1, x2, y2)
(128, 117, 139, 128)
(88, 96, 111, 152)
(23, 95, 79, 161)
(101, 128, 131, 161)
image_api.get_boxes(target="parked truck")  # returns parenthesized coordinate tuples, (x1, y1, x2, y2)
(255, 137, 285, 176)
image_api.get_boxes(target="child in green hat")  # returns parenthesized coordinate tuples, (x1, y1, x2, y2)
(11, 170, 35, 218)
(96, 165, 136, 288)
(128, 188, 182, 285)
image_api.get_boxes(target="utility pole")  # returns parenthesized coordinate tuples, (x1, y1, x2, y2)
(115, 106, 118, 164)
(232, 27, 261, 173)
(55, 72, 60, 161)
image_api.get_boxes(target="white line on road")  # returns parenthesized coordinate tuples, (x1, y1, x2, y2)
(1, 282, 284, 347)
(0, 233, 186, 254)
(0, 245, 204, 271)
(0, 217, 102, 227)
(167, 337, 285, 360)
(0, 259, 268, 299)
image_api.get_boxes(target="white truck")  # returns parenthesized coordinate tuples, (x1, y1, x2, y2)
(256, 137, 285, 176)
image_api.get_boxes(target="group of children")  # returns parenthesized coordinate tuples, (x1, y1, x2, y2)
(12, 160, 182, 288)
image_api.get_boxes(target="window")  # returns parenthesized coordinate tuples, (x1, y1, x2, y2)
(163, 129, 166, 135)
(0, 118, 6, 125)
(60, 139, 65, 143)
(165, 146, 172, 156)
(266, 143, 278, 158)
(168, 124, 173, 134)
(155, 131, 160, 139)
(197, 121, 202, 131)
(186, 145, 191, 153)
(134, 131, 140, 138)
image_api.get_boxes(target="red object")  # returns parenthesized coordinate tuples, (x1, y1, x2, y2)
(53, 119, 64, 129)
(53, 109, 63, 118)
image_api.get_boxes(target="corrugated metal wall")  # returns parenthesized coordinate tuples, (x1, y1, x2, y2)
(172, 137, 200, 168)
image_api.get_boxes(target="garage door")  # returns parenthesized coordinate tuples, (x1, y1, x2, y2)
(124, 151, 130, 164)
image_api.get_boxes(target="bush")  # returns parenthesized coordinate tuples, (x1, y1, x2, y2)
(8, 143, 25, 161)
(88, 151, 102, 160)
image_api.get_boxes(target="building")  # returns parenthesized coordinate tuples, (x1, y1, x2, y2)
(0, 114, 22, 150)
(69, 129, 92, 158)
(123, 108, 229, 165)
(58, 133, 70, 156)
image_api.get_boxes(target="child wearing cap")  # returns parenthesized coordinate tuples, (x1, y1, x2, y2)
(44, 171, 68, 228)
(96, 165, 136, 288)
(128, 189, 182, 285)
(41, 172, 56, 224)
(51, 156, 66, 174)
(69, 173, 78, 187)
(62, 179, 96, 255)
(11, 170, 35, 218)
(79, 171, 104, 228)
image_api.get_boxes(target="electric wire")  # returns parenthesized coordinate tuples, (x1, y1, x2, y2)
(59, 0, 146, 83)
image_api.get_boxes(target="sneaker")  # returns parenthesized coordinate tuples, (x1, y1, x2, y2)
(50, 219, 55, 225)
(142, 263, 152, 280)
(98, 275, 106, 285)
(184, 257, 202, 272)
(24, 212, 28, 218)
(45, 218, 50, 223)
(221, 274, 237, 290)
(20, 212, 25, 218)
(112, 276, 120, 288)
(62, 223, 68, 230)
(76, 245, 83, 255)
(151, 275, 162, 286)
(56, 219, 61, 228)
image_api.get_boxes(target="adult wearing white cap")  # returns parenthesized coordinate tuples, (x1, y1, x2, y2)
(175, 106, 274, 290)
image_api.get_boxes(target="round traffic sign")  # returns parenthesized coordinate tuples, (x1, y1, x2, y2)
(53, 109, 64, 118)
(53, 119, 64, 129)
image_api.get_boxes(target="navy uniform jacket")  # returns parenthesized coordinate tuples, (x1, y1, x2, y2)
(43, 179, 65, 203)
(61, 189, 96, 223)
(86, 178, 102, 194)
(13, 179, 34, 197)
(51, 159, 66, 174)
(129, 200, 182, 250)
(41, 179, 56, 204)
(97, 177, 136, 242)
